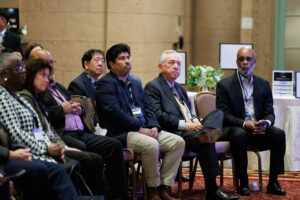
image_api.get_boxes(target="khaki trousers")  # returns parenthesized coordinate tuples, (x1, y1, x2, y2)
(127, 130, 185, 187)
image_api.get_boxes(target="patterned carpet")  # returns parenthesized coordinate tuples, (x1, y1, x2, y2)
(171, 168, 300, 200)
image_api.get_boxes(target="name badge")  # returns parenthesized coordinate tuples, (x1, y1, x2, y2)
(32, 128, 45, 142)
(131, 106, 142, 117)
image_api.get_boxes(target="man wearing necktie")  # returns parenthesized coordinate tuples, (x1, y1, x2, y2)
(96, 44, 185, 200)
(144, 50, 239, 200)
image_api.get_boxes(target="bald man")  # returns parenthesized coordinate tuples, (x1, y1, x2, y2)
(29, 49, 128, 200)
(216, 47, 286, 196)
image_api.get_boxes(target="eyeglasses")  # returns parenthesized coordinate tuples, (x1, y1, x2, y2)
(238, 57, 253, 62)
(166, 60, 181, 68)
(16, 64, 25, 72)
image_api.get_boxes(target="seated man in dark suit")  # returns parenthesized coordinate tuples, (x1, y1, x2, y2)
(31, 49, 128, 200)
(0, 9, 22, 54)
(216, 47, 286, 196)
(68, 49, 105, 102)
(95, 43, 185, 200)
(144, 50, 239, 200)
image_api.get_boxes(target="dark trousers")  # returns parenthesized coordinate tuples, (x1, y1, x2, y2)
(0, 176, 9, 200)
(176, 109, 224, 192)
(2, 159, 78, 200)
(219, 125, 286, 186)
(65, 150, 104, 195)
(63, 131, 128, 199)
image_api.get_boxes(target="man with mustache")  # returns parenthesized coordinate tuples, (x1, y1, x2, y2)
(95, 43, 185, 200)
(144, 50, 238, 200)
(216, 47, 286, 196)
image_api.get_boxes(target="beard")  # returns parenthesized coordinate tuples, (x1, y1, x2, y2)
(237, 64, 255, 77)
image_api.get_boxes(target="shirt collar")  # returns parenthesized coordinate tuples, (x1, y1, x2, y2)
(84, 72, 97, 85)
(0, 28, 6, 36)
(240, 74, 253, 86)
(161, 75, 175, 88)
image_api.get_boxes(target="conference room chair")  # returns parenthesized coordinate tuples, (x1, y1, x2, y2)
(194, 91, 237, 191)
(194, 91, 264, 192)
(176, 150, 198, 197)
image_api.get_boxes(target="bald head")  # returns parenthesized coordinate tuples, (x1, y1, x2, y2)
(236, 47, 256, 79)
(237, 47, 256, 60)
(30, 49, 51, 60)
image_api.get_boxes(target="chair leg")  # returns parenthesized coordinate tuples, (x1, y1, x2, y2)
(255, 151, 263, 191)
(220, 156, 224, 187)
(129, 161, 137, 200)
(177, 161, 183, 198)
(189, 157, 198, 191)
(230, 153, 238, 192)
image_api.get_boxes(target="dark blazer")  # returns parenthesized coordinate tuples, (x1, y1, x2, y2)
(68, 72, 96, 101)
(43, 82, 71, 136)
(2, 30, 22, 54)
(95, 72, 160, 147)
(216, 72, 275, 128)
(144, 74, 193, 133)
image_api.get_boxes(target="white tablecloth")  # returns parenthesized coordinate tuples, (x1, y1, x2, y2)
(188, 92, 300, 171)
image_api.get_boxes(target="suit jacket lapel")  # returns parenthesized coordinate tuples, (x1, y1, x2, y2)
(158, 74, 182, 114)
(82, 74, 95, 100)
(110, 73, 130, 107)
(233, 73, 246, 115)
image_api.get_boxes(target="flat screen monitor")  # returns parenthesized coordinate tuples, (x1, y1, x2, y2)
(219, 43, 253, 69)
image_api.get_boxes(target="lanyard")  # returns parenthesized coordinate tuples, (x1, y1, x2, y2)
(14, 95, 39, 128)
(237, 71, 253, 104)
(237, 71, 253, 121)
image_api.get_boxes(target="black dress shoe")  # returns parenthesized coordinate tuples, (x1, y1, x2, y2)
(175, 174, 189, 182)
(197, 128, 221, 143)
(267, 181, 286, 195)
(206, 189, 240, 200)
(237, 186, 250, 196)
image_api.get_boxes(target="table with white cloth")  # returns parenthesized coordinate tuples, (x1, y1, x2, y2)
(187, 92, 300, 171)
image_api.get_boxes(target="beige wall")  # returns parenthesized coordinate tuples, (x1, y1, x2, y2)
(0, 0, 274, 87)
(191, 0, 275, 83)
(1, 0, 192, 87)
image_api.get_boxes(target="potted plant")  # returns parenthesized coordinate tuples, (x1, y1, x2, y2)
(187, 64, 223, 91)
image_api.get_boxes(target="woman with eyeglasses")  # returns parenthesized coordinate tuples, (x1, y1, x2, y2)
(19, 58, 105, 196)
(0, 52, 79, 200)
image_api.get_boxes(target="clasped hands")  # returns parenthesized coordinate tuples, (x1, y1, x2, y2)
(184, 118, 203, 132)
(244, 120, 268, 135)
(62, 100, 82, 115)
(47, 143, 66, 163)
(139, 127, 159, 139)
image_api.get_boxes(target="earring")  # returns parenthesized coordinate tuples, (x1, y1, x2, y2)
(4, 77, 7, 82)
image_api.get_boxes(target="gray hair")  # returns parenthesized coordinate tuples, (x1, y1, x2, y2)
(0, 53, 18, 71)
(159, 50, 181, 64)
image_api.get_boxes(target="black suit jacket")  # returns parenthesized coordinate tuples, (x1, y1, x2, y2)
(2, 30, 22, 53)
(68, 72, 96, 101)
(43, 82, 71, 135)
(216, 72, 275, 128)
(144, 74, 194, 133)
(95, 72, 160, 147)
